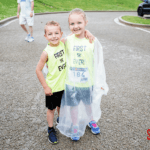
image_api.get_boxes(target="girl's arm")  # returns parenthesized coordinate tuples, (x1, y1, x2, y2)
(36, 51, 53, 96)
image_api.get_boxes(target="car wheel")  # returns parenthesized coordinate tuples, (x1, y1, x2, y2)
(138, 8, 143, 17)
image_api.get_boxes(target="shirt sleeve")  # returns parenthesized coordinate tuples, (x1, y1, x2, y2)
(17, 0, 20, 4)
(30, 0, 34, 2)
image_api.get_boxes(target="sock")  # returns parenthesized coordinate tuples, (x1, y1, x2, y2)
(48, 127, 53, 130)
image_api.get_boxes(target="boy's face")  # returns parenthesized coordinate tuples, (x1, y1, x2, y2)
(44, 25, 63, 46)
(69, 14, 87, 38)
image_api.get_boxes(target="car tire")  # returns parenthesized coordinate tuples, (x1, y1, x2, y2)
(138, 7, 143, 17)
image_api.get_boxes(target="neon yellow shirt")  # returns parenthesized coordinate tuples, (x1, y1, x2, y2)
(44, 41, 66, 92)
(65, 34, 94, 87)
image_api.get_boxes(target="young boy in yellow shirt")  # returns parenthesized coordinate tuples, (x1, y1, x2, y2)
(36, 21, 66, 144)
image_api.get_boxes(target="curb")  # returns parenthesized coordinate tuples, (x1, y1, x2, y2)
(118, 15, 150, 28)
(0, 16, 18, 25)
(0, 11, 136, 26)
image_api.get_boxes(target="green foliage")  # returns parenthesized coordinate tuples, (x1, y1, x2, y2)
(0, 0, 142, 20)
(122, 16, 150, 25)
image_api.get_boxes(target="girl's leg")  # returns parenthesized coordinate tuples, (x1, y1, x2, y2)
(70, 106, 78, 125)
(85, 105, 93, 121)
(47, 109, 55, 127)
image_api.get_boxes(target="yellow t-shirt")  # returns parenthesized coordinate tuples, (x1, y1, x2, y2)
(65, 34, 94, 87)
(44, 41, 66, 92)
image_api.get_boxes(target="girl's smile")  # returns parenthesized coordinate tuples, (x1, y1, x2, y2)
(69, 14, 88, 39)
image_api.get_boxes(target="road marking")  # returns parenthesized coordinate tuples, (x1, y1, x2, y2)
(114, 18, 126, 26)
(136, 27, 150, 33)
(0, 19, 18, 28)
(114, 17, 150, 34)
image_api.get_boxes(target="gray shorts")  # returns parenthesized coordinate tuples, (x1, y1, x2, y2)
(61, 84, 93, 107)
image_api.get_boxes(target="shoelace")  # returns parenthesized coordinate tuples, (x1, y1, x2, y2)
(49, 128, 56, 137)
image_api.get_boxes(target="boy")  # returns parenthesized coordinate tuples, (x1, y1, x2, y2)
(36, 21, 66, 144)
(17, 0, 34, 42)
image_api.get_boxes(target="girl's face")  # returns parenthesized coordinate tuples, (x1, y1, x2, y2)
(44, 25, 63, 46)
(69, 13, 88, 38)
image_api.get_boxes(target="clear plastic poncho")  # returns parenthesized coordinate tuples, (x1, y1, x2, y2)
(56, 35, 109, 138)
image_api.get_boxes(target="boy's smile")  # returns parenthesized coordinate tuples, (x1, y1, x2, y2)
(44, 25, 63, 47)
(69, 14, 88, 39)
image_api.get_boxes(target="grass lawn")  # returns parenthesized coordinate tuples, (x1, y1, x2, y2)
(0, 0, 141, 21)
(122, 16, 150, 25)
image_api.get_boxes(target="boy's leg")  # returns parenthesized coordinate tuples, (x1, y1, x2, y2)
(56, 106, 60, 124)
(19, 15, 30, 36)
(56, 106, 60, 116)
(26, 16, 34, 42)
(47, 108, 58, 144)
(20, 24, 29, 34)
(29, 26, 33, 37)
(47, 109, 55, 127)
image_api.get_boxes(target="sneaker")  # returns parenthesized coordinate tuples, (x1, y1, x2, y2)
(88, 120, 100, 134)
(28, 37, 34, 42)
(71, 126, 80, 141)
(25, 34, 30, 41)
(47, 127, 58, 144)
(56, 117, 59, 124)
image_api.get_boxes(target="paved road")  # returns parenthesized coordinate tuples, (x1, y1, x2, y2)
(0, 12, 150, 150)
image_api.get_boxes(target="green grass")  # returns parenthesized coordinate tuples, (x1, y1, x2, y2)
(122, 16, 150, 25)
(0, 0, 142, 21)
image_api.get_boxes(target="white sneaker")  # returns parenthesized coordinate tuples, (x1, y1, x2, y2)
(25, 34, 30, 41)
(28, 37, 34, 42)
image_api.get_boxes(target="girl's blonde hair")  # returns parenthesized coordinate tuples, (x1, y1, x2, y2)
(68, 8, 87, 22)
(44, 21, 61, 34)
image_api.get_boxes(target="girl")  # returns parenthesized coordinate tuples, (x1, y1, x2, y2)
(57, 8, 109, 141)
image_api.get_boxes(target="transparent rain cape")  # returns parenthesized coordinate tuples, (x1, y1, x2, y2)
(56, 35, 109, 138)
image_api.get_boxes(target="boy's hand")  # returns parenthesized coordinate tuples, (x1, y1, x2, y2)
(30, 12, 33, 17)
(17, 13, 19, 18)
(85, 30, 95, 43)
(44, 86, 53, 96)
(101, 87, 104, 90)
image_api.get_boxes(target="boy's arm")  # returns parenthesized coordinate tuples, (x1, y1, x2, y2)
(85, 30, 95, 43)
(30, 1, 34, 17)
(17, 4, 20, 18)
(36, 51, 53, 96)
(68, 30, 94, 43)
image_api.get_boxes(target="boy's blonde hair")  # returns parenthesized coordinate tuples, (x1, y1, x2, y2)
(68, 8, 87, 22)
(44, 21, 61, 34)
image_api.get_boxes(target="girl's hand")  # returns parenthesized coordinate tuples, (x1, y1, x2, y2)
(44, 86, 53, 96)
(85, 30, 95, 43)
(101, 87, 104, 90)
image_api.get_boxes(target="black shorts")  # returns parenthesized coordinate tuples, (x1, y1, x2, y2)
(45, 90, 64, 110)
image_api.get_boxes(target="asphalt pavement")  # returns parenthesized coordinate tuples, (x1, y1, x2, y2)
(0, 12, 150, 150)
